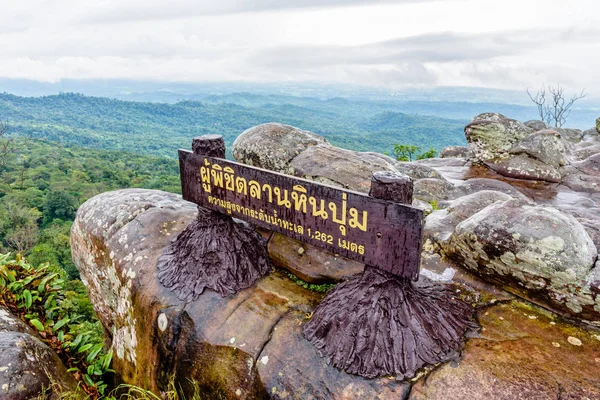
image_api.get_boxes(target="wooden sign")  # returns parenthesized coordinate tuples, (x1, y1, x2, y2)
(179, 148, 424, 279)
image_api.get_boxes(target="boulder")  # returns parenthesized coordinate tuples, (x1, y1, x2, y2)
(555, 127, 583, 143)
(509, 129, 566, 168)
(439, 146, 470, 158)
(413, 178, 466, 203)
(424, 190, 514, 246)
(484, 154, 561, 183)
(232, 123, 328, 174)
(465, 113, 533, 162)
(457, 178, 530, 201)
(523, 120, 548, 131)
(446, 199, 600, 322)
(561, 154, 600, 193)
(0, 307, 77, 399)
(290, 144, 396, 192)
(572, 143, 600, 160)
(70, 189, 412, 398)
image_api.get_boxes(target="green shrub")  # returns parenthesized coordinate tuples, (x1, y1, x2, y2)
(0, 253, 112, 398)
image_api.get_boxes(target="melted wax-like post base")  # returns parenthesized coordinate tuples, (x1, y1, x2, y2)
(303, 266, 475, 380)
(157, 207, 271, 300)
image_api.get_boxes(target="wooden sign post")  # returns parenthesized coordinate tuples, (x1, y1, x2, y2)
(178, 140, 424, 280)
(161, 134, 474, 380)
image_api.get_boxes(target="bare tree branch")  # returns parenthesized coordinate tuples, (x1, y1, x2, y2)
(527, 84, 587, 127)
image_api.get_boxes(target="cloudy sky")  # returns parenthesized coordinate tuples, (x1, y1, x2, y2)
(1, 0, 599, 92)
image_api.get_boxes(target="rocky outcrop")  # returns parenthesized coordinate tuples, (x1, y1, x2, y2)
(71, 189, 417, 398)
(446, 199, 599, 321)
(232, 123, 441, 192)
(0, 307, 76, 399)
(72, 189, 600, 399)
(465, 113, 533, 161)
(232, 123, 328, 174)
(71, 116, 600, 398)
(464, 114, 571, 182)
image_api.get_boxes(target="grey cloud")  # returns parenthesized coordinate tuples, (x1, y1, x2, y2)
(252, 28, 600, 69)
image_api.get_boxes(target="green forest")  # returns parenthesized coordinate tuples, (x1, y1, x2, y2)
(0, 92, 467, 157)
(0, 137, 180, 275)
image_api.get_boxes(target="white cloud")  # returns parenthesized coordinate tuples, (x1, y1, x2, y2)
(0, 0, 599, 92)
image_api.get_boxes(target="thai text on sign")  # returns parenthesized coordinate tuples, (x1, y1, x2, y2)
(179, 150, 424, 279)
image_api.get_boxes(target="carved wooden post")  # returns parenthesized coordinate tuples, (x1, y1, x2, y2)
(369, 171, 420, 281)
(303, 170, 474, 380)
(192, 135, 225, 158)
(369, 170, 413, 205)
(157, 135, 271, 300)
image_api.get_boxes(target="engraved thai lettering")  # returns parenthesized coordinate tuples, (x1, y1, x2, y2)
(358, 245, 365, 255)
(329, 193, 348, 236)
(348, 207, 368, 232)
(200, 162, 211, 193)
(296, 225, 304, 235)
(308, 196, 328, 219)
(351, 243, 358, 252)
(259, 209, 265, 221)
(211, 164, 224, 189)
(338, 238, 350, 250)
(262, 184, 273, 203)
(223, 166, 235, 191)
(291, 185, 308, 213)
(273, 187, 292, 208)
(235, 177, 247, 196)
(249, 180, 261, 199)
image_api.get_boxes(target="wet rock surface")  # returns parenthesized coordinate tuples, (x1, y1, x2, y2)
(410, 300, 600, 400)
(0, 307, 76, 399)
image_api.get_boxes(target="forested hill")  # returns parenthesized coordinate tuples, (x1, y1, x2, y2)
(0, 138, 180, 277)
(0, 92, 468, 157)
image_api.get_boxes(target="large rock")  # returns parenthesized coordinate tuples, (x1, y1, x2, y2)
(232, 123, 328, 174)
(424, 190, 514, 246)
(509, 129, 566, 168)
(71, 189, 412, 398)
(561, 153, 600, 193)
(523, 120, 548, 131)
(72, 189, 600, 399)
(582, 127, 599, 142)
(446, 199, 600, 322)
(555, 127, 584, 143)
(289, 144, 397, 192)
(465, 113, 533, 162)
(0, 307, 77, 399)
(483, 153, 562, 183)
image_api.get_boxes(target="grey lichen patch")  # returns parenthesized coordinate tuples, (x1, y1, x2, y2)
(71, 214, 139, 366)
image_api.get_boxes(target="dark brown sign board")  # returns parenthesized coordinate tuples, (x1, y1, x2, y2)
(179, 150, 424, 279)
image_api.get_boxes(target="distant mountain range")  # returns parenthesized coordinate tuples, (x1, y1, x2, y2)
(0, 80, 598, 160)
